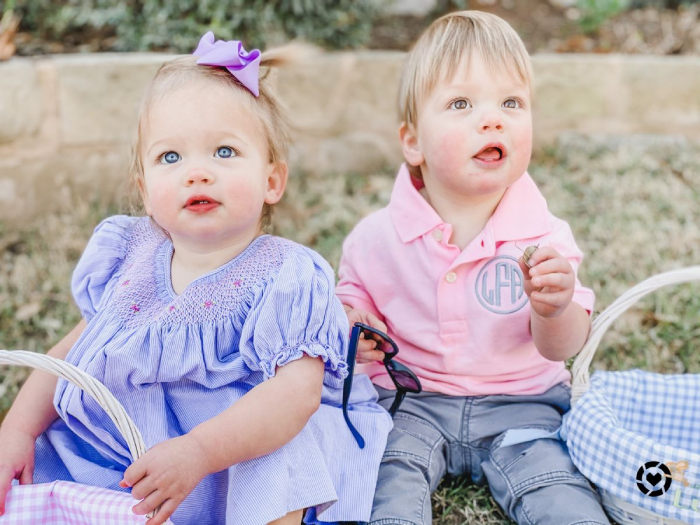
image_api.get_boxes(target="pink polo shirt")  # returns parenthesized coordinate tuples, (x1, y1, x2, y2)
(336, 164, 594, 397)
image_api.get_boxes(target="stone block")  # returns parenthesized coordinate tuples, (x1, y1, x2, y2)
(620, 56, 700, 138)
(0, 59, 43, 144)
(0, 147, 131, 224)
(55, 54, 174, 145)
(276, 51, 404, 140)
(532, 54, 625, 143)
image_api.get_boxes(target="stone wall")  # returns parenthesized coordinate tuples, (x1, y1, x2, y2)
(1, 52, 699, 224)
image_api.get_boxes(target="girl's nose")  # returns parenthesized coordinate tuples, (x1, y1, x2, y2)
(185, 168, 213, 186)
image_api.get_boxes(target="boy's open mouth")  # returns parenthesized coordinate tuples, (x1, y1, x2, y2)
(473, 143, 507, 162)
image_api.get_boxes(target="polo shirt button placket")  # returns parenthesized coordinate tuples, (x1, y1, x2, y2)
(432, 229, 443, 242)
(445, 271, 457, 283)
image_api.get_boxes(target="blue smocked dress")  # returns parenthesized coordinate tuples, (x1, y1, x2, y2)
(33, 216, 392, 525)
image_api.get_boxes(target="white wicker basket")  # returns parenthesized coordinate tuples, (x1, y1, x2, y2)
(0, 349, 156, 519)
(569, 266, 700, 525)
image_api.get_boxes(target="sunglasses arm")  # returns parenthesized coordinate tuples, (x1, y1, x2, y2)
(388, 389, 407, 417)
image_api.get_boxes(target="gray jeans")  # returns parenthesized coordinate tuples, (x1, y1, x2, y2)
(368, 383, 609, 525)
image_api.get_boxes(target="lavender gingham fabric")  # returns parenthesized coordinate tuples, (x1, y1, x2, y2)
(564, 370, 700, 524)
(0, 481, 173, 524)
(31, 215, 392, 525)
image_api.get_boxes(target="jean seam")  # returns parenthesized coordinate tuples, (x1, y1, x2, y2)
(511, 470, 588, 496)
(367, 518, 422, 525)
(392, 413, 443, 438)
(487, 448, 521, 521)
(461, 396, 472, 474)
(420, 433, 446, 522)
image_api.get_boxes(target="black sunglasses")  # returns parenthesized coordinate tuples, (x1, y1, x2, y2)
(342, 322, 422, 448)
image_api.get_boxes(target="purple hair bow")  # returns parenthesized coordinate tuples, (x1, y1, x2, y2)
(193, 32, 261, 97)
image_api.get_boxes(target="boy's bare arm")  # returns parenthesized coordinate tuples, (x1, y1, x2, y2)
(518, 247, 591, 362)
(530, 302, 590, 361)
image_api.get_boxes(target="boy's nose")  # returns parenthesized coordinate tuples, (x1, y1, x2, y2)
(479, 112, 504, 132)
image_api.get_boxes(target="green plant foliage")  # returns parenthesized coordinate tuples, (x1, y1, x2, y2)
(576, 0, 631, 33)
(2, 0, 379, 51)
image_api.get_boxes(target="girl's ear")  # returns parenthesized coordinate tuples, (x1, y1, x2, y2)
(137, 178, 153, 216)
(264, 161, 288, 205)
(399, 122, 424, 168)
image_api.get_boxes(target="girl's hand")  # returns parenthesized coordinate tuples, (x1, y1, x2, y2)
(518, 246, 575, 319)
(0, 427, 36, 515)
(120, 434, 210, 525)
(344, 306, 388, 363)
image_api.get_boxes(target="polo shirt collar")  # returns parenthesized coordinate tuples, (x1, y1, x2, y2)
(388, 163, 552, 244)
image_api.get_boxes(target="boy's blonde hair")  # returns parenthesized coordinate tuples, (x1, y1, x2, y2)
(399, 11, 533, 131)
(130, 44, 304, 229)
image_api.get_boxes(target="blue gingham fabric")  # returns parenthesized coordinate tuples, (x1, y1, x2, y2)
(564, 370, 700, 523)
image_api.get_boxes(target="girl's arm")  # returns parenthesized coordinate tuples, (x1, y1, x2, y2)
(122, 355, 325, 525)
(2, 318, 86, 437)
(0, 319, 87, 514)
(192, 354, 324, 468)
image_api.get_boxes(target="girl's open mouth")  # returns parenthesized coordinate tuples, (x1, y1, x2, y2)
(184, 195, 221, 213)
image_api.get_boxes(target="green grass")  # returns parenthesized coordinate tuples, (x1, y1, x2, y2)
(1, 135, 700, 523)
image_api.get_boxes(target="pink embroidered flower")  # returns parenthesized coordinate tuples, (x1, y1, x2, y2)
(169, 305, 176, 312)
(203, 300, 214, 308)
(233, 279, 242, 287)
(121, 280, 130, 286)
(130, 304, 140, 313)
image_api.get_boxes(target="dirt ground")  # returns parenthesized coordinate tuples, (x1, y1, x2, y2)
(369, 0, 700, 54)
(6, 0, 700, 56)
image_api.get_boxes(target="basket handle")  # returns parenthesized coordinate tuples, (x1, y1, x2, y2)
(570, 266, 700, 406)
(0, 349, 147, 465)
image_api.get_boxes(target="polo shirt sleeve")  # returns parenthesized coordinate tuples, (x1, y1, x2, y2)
(335, 229, 383, 319)
(548, 220, 595, 314)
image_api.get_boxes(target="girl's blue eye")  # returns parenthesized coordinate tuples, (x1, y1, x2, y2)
(450, 99, 471, 110)
(215, 146, 235, 158)
(503, 99, 520, 109)
(160, 151, 181, 164)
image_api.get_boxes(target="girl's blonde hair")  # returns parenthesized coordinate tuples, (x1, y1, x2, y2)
(399, 11, 533, 131)
(130, 43, 308, 229)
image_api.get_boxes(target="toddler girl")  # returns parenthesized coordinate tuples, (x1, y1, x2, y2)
(0, 32, 391, 525)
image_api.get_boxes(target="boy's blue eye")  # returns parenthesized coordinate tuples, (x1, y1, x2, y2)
(160, 151, 181, 164)
(450, 99, 471, 110)
(503, 99, 520, 109)
(215, 146, 235, 158)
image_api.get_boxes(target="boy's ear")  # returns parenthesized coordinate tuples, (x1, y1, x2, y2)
(399, 122, 424, 167)
(264, 161, 288, 205)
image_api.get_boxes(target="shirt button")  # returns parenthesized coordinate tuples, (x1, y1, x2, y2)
(432, 230, 443, 242)
(445, 272, 457, 283)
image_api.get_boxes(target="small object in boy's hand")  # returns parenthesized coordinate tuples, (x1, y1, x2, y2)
(523, 245, 539, 268)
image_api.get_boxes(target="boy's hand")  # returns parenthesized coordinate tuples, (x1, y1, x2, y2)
(344, 306, 388, 363)
(121, 434, 210, 525)
(518, 246, 575, 319)
(0, 427, 36, 515)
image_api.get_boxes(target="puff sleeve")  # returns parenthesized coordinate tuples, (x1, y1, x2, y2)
(239, 245, 349, 386)
(71, 215, 137, 322)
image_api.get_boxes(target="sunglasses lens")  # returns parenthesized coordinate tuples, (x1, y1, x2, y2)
(386, 361, 421, 392)
(376, 338, 396, 357)
(361, 329, 397, 358)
